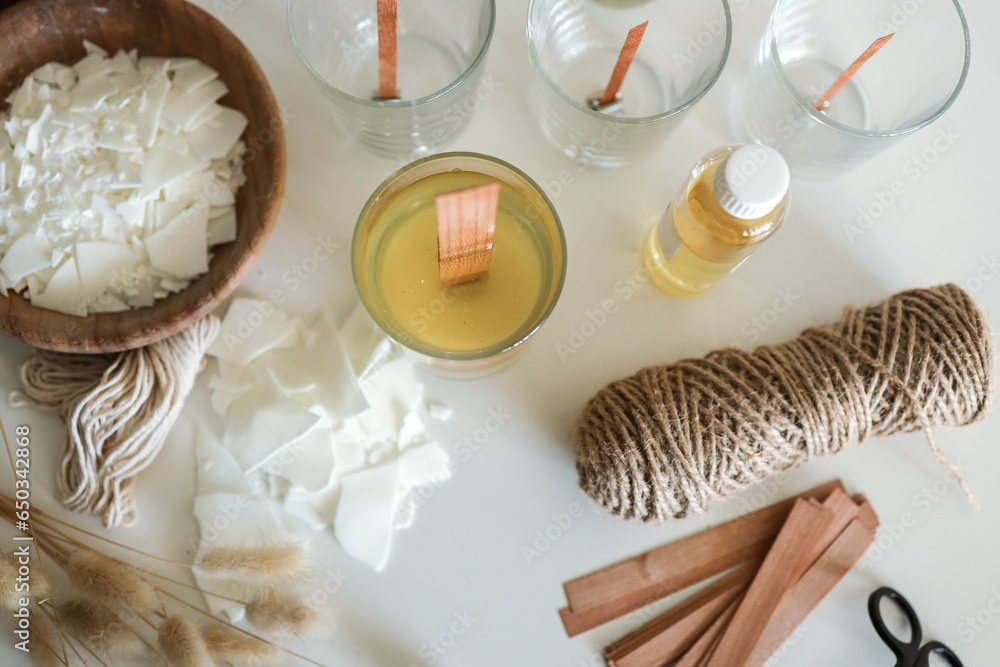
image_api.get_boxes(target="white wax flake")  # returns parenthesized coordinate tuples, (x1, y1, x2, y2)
(208, 297, 300, 368)
(222, 378, 322, 474)
(140, 144, 209, 198)
(32, 256, 85, 316)
(195, 426, 253, 497)
(334, 462, 400, 573)
(0, 43, 248, 316)
(162, 78, 228, 131)
(171, 61, 219, 91)
(187, 107, 247, 161)
(202, 302, 452, 573)
(144, 208, 209, 279)
(275, 425, 335, 492)
(0, 232, 51, 282)
(74, 241, 141, 305)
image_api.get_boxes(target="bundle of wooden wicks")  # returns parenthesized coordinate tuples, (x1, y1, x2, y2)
(0, 490, 325, 667)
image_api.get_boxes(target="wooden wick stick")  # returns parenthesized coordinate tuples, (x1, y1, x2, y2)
(436, 182, 501, 287)
(377, 0, 398, 100)
(600, 21, 649, 107)
(704, 498, 835, 667)
(813, 33, 894, 110)
(745, 499, 879, 667)
(559, 481, 844, 637)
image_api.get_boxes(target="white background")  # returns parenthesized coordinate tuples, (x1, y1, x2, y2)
(3, 0, 1000, 665)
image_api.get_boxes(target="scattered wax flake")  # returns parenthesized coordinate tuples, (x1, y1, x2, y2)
(144, 207, 210, 279)
(187, 106, 248, 161)
(135, 72, 170, 148)
(195, 426, 251, 497)
(162, 78, 228, 131)
(330, 428, 367, 477)
(0, 232, 50, 282)
(74, 241, 141, 306)
(366, 441, 396, 467)
(208, 297, 300, 368)
(264, 352, 317, 395)
(334, 462, 401, 572)
(292, 313, 369, 421)
(425, 400, 453, 421)
(338, 303, 390, 377)
(171, 61, 219, 91)
(222, 377, 322, 474)
(69, 74, 119, 111)
(283, 486, 329, 531)
(399, 411, 434, 452)
(355, 358, 421, 442)
(139, 144, 209, 198)
(32, 256, 85, 316)
(73, 51, 112, 80)
(273, 425, 335, 492)
(188, 102, 225, 132)
(206, 208, 237, 245)
(397, 442, 452, 489)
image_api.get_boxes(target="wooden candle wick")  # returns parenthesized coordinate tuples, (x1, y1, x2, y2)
(600, 21, 649, 107)
(377, 0, 398, 100)
(813, 33, 894, 111)
(436, 182, 501, 287)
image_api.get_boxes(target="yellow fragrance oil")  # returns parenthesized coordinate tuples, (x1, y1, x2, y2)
(642, 145, 790, 297)
(353, 153, 566, 374)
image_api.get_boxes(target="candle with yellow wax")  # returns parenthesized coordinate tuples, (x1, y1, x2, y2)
(353, 153, 566, 373)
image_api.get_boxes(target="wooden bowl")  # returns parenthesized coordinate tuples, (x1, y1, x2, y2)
(0, 0, 285, 353)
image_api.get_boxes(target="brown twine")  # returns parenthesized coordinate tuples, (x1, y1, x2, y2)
(9, 316, 220, 528)
(573, 284, 996, 522)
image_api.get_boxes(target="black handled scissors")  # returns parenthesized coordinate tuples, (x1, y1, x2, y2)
(868, 587, 963, 667)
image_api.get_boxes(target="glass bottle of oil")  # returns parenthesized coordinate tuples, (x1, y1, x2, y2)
(642, 144, 790, 297)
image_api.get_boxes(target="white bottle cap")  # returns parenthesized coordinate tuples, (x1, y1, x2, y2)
(713, 144, 790, 220)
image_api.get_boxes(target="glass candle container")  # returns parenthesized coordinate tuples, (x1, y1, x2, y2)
(738, 0, 970, 180)
(288, 0, 495, 158)
(352, 153, 567, 376)
(527, 0, 731, 168)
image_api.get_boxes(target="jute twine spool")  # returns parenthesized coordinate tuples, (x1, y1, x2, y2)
(9, 315, 220, 528)
(574, 284, 995, 522)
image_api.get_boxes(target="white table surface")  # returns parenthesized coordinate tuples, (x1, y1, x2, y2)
(4, 0, 1000, 665)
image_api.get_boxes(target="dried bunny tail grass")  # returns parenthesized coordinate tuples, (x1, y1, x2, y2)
(245, 593, 320, 637)
(66, 549, 157, 614)
(30, 616, 64, 667)
(1, 550, 54, 608)
(202, 625, 278, 665)
(195, 543, 309, 584)
(57, 599, 144, 659)
(0, 550, 19, 612)
(158, 615, 213, 667)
